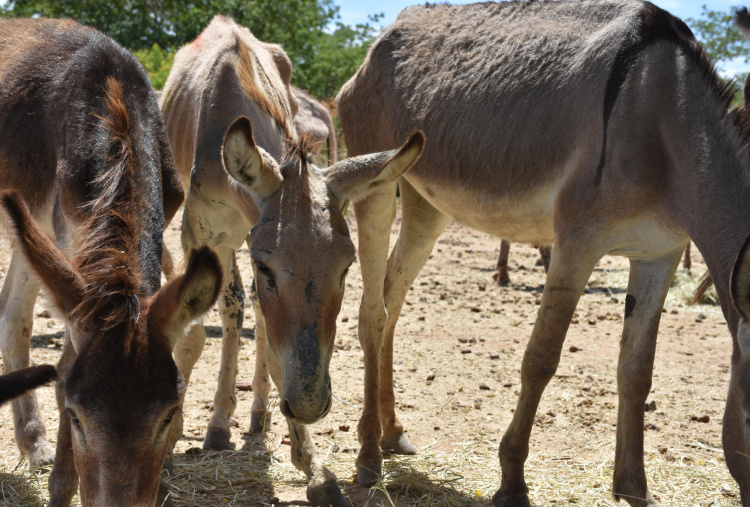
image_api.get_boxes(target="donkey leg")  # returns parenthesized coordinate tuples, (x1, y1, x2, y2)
(287, 419, 347, 506)
(265, 351, 345, 506)
(380, 180, 449, 454)
(495, 240, 512, 286)
(539, 246, 552, 272)
(204, 246, 245, 450)
(613, 250, 682, 507)
(0, 252, 54, 467)
(495, 241, 601, 506)
(48, 337, 78, 506)
(353, 182, 398, 487)
(683, 242, 691, 271)
(248, 278, 272, 434)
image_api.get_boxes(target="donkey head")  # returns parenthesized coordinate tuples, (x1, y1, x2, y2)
(222, 116, 424, 424)
(1, 192, 221, 506)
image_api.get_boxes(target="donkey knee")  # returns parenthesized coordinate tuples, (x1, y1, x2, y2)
(618, 361, 653, 402)
(520, 349, 559, 390)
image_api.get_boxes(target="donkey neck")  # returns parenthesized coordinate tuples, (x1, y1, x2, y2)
(671, 107, 750, 333)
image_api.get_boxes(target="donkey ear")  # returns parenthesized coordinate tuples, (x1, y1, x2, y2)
(222, 116, 283, 204)
(325, 130, 425, 203)
(0, 191, 85, 318)
(149, 246, 222, 349)
(0, 364, 56, 406)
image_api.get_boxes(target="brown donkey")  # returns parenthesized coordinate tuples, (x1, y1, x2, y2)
(291, 86, 338, 165)
(338, 1, 750, 504)
(0, 18, 221, 506)
(161, 15, 424, 504)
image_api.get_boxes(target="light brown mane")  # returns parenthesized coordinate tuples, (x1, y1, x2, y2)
(234, 36, 297, 143)
(73, 77, 144, 351)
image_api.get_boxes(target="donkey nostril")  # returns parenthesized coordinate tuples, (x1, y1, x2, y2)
(280, 399, 295, 419)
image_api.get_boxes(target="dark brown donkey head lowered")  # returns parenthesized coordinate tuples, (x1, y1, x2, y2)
(0, 18, 221, 507)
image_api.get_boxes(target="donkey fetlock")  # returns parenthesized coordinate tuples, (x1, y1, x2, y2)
(249, 409, 272, 434)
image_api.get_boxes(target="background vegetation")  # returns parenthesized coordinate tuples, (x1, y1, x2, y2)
(0, 2, 748, 103)
(0, 0, 381, 99)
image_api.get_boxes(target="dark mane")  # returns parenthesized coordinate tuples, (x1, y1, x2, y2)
(595, 1, 737, 185)
(73, 77, 144, 350)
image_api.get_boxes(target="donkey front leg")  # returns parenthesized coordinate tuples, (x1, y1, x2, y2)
(379, 180, 449, 455)
(495, 240, 601, 506)
(0, 252, 54, 467)
(248, 277, 272, 434)
(204, 246, 245, 450)
(613, 250, 683, 507)
(353, 183, 397, 486)
(266, 350, 346, 506)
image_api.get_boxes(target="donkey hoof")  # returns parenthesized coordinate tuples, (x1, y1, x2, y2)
(203, 426, 232, 450)
(249, 410, 271, 434)
(307, 479, 348, 507)
(381, 433, 415, 455)
(492, 490, 532, 507)
(356, 462, 382, 487)
(29, 442, 55, 470)
(157, 479, 174, 507)
(494, 271, 511, 286)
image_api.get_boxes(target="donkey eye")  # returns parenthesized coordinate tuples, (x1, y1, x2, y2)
(69, 410, 82, 429)
(163, 408, 177, 428)
(255, 261, 276, 290)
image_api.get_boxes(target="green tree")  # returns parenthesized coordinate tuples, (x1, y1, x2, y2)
(0, 0, 381, 98)
(687, 5, 750, 66)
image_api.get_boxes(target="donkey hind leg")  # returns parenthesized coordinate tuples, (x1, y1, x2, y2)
(682, 242, 691, 271)
(379, 180, 449, 457)
(48, 335, 78, 506)
(495, 240, 602, 507)
(265, 352, 346, 506)
(203, 246, 245, 450)
(613, 249, 682, 507)
(248, 275, 272, 434)
(353, 181, 397, 487)
(539, 246, 552, 272)
(0, 252, 54, 467)
(495, 240, 512, 285)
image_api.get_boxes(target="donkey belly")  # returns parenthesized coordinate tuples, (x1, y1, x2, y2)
(404, 172, 557, 245)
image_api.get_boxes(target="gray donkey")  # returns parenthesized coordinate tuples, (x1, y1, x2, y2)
(338, 1, 750, 505)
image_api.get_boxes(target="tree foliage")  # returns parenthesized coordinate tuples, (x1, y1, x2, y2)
(0, 0, 381, 99)
(687, 5, 750, 66)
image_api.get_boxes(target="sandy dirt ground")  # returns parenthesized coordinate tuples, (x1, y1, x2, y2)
(0, 208, 742, 506)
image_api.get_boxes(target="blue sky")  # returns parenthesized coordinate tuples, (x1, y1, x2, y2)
(335, 0, 749, 75)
